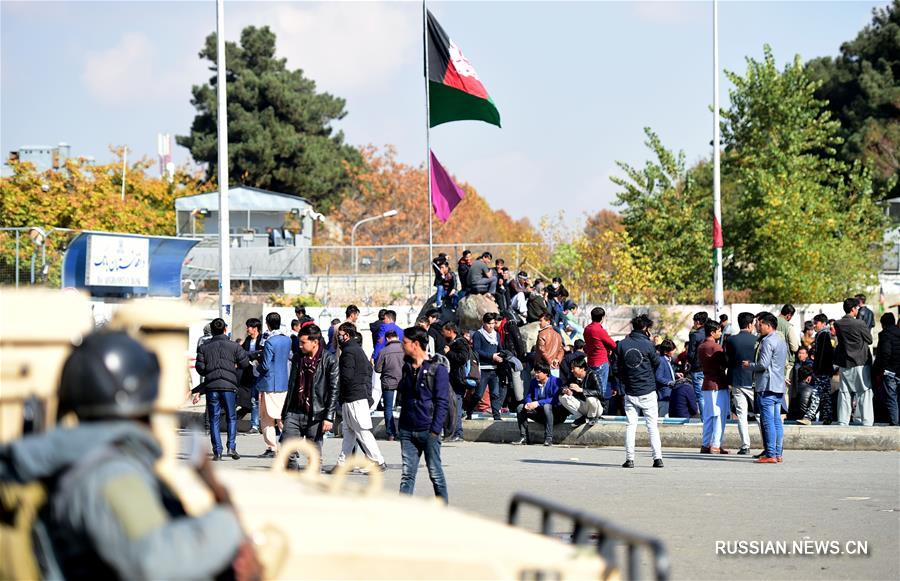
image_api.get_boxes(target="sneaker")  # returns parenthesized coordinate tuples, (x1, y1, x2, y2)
(543, 439, 553, 447)
(754, 456, 778, 464)
(258, 449, 275, 459)
(247, 426, 260, 435)
(796, 418, 811, 426)
(378, 463, 388, 472)
(229, 448, 240, 460)
(571, 416, 588, 427)
(622, 460, 634, 468)
(652, 459, 664, 468)
(737, 447, 750, 455)
(512, 437, 528, 445)
(212, 453, 222, 461)
(448, 435, 464, 443)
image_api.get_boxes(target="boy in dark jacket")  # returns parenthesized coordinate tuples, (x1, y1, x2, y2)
(615, 314, 664, 468)
(515, 362, 567, 446)
(442, 322, 471, 441)
(398, 326, 450, 503)
(560, 355, 603, 426)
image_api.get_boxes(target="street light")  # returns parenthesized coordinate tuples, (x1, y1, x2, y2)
(351, 209, 399, 274)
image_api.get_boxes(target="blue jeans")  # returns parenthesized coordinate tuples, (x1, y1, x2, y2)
(691, 372, 705, 415)
(470, 369, 502, 419)
(435, 285, 445, 308)
(399, 429, 448, 503)
(250, 386, 260, 428)
(884, 372, 899, 426)
(592, 364, 610, 399)
(383, 390, 398, 438)
(758, 391, 784, 458)
(453, 387, 466, 438)
(207, 390, 237, 455)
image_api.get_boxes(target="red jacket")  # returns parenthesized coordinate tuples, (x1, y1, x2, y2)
(699, 338, 728, 390)
(584, 322, 616, 367)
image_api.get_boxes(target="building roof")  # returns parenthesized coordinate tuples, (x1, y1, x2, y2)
(174, 185, 312, 212)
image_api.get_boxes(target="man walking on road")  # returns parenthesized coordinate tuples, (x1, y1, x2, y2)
(335, 322, 386, 471)
(196, 318, 250, 461)
(257, 312, 292, 458)
(616, 314, 664, 469)
(397, 326, 450, 503)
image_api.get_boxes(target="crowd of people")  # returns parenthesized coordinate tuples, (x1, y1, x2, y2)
(192, 246, 895, 492)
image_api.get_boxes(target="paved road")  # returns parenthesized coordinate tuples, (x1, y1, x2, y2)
(179, 432, 900, 580)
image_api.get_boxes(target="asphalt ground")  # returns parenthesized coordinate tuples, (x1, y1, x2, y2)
(178, 431, 900, 581)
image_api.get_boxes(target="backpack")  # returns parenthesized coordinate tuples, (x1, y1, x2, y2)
(460, 347, 481, 389)
(421, 355, 458, 437)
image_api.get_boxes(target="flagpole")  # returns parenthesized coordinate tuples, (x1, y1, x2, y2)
(423, 0, 434, 271)
(712, 0, 724, 317)
(216, 0, 232, 326)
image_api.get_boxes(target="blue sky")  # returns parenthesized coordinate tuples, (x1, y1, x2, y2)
(1, 1, 885, 226)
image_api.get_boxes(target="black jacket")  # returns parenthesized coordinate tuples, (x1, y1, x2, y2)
(428, 326, 447, 355)
(338, 339, 373, 404)
(687, 328, 705, 372)
(857, 306, 875, 330)
(240, 335, 263, 387)
(526, 295, 548, 324)
(445, 337, 471, 391)
(570, 368, 603, 401)
(196, 335, 250, 392)
(876, 325, 900, 375)
(812, 329, 835, 376)
(834, 315, 873, 368)
(283, 345, 340, 421)
(725, 331, 757, 388)
(615, 331, 661, 397)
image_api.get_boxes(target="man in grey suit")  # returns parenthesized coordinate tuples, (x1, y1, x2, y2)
(743, 312, 787, 463)
(834, 297, 874, 426)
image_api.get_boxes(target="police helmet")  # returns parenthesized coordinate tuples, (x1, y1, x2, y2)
(58, 331, 160, 420)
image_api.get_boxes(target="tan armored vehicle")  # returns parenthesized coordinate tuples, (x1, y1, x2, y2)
(0, 289, 669, 580)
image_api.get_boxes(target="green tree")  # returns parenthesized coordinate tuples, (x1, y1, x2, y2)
(722, 46, 885, 301)
(611, 128, 711, 302)
(178, 26, 362, 211)
(806, 0, 899, 199)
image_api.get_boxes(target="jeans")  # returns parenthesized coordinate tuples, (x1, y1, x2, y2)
(623, 392, 662, 461)
(516, 403, 568, 442)
(207, 390, 237, 455)
(758, 391, 784, 458)
(453, 387, 466, 438)
(884, 372, 899, 426)
(592, 364, 610, 400)
(383, 390, 398, 438)
(399, 429, 448, 503)
(282, 412, 324, 467)
(691, 372, 705, 415)
(470, 369, 502, 419)
(250, 386, 260, 428)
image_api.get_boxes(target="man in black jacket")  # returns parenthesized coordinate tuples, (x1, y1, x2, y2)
(334, 322, 386, 471)
(616, 314, 663, 468)
(855, 293, 875, 330)
(282, 325, 339, 466)
(196, 318, 250, 461)
(725, 312, 758, 453)
(800, 313, 837, 424)
(875, 312, 900, 425)
(441, 322, 470, 442)
(834, 297, 874, 426)
(559, 355, 603, 426)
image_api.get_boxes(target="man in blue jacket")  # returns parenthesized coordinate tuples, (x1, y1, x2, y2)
(515, 362, 567, 446)
(257, 312, 292, 458)
(398, 326, 450, 503)
(615, 314, 664, 468)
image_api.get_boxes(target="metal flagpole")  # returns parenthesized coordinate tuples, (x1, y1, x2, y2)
(216, 0, 232, 325)
(423, 0, 434, 271)
(712, 0, 724, 316)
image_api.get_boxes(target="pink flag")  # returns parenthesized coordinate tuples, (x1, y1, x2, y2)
(430, 150, 465, 222)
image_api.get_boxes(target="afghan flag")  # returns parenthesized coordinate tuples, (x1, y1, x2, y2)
(430, 150, 465, 222)
(427, 10, 501, 128)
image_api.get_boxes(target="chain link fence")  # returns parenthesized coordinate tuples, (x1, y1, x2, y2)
(0, 227, 81, 288)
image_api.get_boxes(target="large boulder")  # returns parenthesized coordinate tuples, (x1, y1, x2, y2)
(519, 321, 542, 352)
(456, 293, 498, 332)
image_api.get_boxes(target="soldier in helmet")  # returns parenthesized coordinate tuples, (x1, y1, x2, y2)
(0, 330, 260, 580)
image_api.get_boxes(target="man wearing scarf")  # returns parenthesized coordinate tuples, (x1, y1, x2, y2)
(282, 324, 339, 466)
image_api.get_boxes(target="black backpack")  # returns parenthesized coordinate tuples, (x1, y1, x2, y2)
(422, 355, 459, 437)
